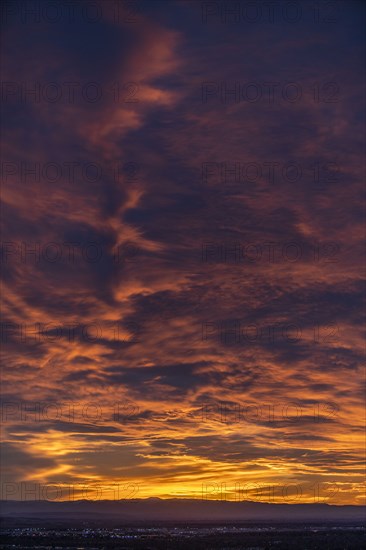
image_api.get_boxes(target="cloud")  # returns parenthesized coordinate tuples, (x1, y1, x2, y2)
(1, 0, 364, 504)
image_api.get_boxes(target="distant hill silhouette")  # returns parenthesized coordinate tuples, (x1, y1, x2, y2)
(1, 499, 365, 526)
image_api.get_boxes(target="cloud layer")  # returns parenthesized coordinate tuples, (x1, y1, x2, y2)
(1, 0, 365, 504)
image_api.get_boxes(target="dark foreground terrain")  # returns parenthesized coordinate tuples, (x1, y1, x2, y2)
(1, 501, 365, 548)
(0, 524, 365, 549)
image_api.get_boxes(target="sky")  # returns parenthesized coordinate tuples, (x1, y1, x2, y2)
(0, 0, 365, 505)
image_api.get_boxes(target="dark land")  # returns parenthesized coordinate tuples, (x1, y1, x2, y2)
(1, 500, 365, 549)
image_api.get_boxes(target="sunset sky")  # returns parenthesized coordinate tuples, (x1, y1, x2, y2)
(1, 0, 365, 505)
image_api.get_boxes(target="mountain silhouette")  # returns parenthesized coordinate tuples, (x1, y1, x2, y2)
(1, 499, 365, 526)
